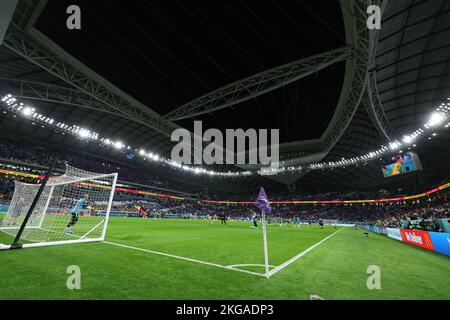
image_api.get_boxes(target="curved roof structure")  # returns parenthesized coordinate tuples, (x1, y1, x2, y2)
(299, 0, 450, 191)
(1, 0, 449, 194)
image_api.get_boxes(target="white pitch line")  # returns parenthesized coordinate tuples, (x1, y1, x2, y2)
(268, 228, 344, 277)
(103, 241, 267, 278)
(39, 227, 81, 239)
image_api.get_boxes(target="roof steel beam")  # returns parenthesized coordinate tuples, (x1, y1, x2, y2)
(0, 77, 142, 121)
(363, 0, 393, 141)
(2, 23, 177, 137)
(364, 71, 393, 140)
(0, 0, 18, 45)
(319, 0, 373, 153)
(163, 47, 350, 121)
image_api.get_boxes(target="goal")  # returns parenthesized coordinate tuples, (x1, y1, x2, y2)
(0, 165, 117, 249)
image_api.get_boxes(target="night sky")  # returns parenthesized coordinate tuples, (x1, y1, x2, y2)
(36, 0, 346, 144)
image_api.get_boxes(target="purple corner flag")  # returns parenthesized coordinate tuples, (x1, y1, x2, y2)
(255, 187, 272, 214)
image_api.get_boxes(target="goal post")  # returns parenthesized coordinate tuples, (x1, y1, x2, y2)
(0, 165, 118, 250)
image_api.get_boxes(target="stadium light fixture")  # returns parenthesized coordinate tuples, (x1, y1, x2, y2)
(427, 112, 446, 127)
(22, 107, 34, 116)
(114, 141, 124, 149)
(402, 135, 414, 144)
(2, 93, 449, 178)
(78, 128, 90, 138)
(389, 141, 401, 150)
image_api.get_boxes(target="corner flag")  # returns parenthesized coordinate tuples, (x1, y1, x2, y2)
(255, 187, 271, 278)
(255, 187, 272, 214)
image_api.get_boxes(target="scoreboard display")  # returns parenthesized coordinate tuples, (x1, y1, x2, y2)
(381, 152, 423, 178)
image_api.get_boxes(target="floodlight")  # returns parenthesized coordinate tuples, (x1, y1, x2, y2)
(427, 112, 445, 127)
(22, 107, 34, 116)
(389, 141, 401, 150)
(402, 135, 414, 144)
(78, 129, 90, 138)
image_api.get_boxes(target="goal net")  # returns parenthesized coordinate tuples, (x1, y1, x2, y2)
(0, 165, 117, 249)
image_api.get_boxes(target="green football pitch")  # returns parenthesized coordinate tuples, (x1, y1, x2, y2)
(0, 217, 449, 300)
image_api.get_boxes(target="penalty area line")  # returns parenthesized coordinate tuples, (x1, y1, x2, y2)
(102, 241, 267, 278)
(268, 227, 344, 277)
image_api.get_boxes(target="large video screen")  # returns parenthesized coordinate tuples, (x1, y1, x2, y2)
(381, 152, 422, 178)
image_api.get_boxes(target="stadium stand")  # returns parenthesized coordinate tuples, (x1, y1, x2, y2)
(1, 157, 448, 232)
(0, 137, 449, 230)
(1, 0, 450, 302)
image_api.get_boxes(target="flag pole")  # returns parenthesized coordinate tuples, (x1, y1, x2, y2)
(261, 210, 269, 278)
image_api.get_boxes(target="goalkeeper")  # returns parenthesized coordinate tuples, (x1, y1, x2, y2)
(64, 194, 90, 235)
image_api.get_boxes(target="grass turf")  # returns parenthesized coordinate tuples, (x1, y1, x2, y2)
(0, 217, 449, 299)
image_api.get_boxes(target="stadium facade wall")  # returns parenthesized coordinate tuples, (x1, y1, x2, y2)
(364, 225, 450, 257)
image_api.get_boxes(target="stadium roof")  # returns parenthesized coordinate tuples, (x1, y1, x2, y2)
(298, 0, 450, 192)
(0, 0, 449, 193)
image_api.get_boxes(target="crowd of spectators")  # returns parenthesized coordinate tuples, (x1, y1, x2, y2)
(0, 139, 449, 232)
(106, 190, 449, 233)
(0, 175, 13, 202)
(1, 174, 449, 231)
(0, 139, 181, 191)
(0, 141, 52, 168)
(363, 196, 449, 232)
